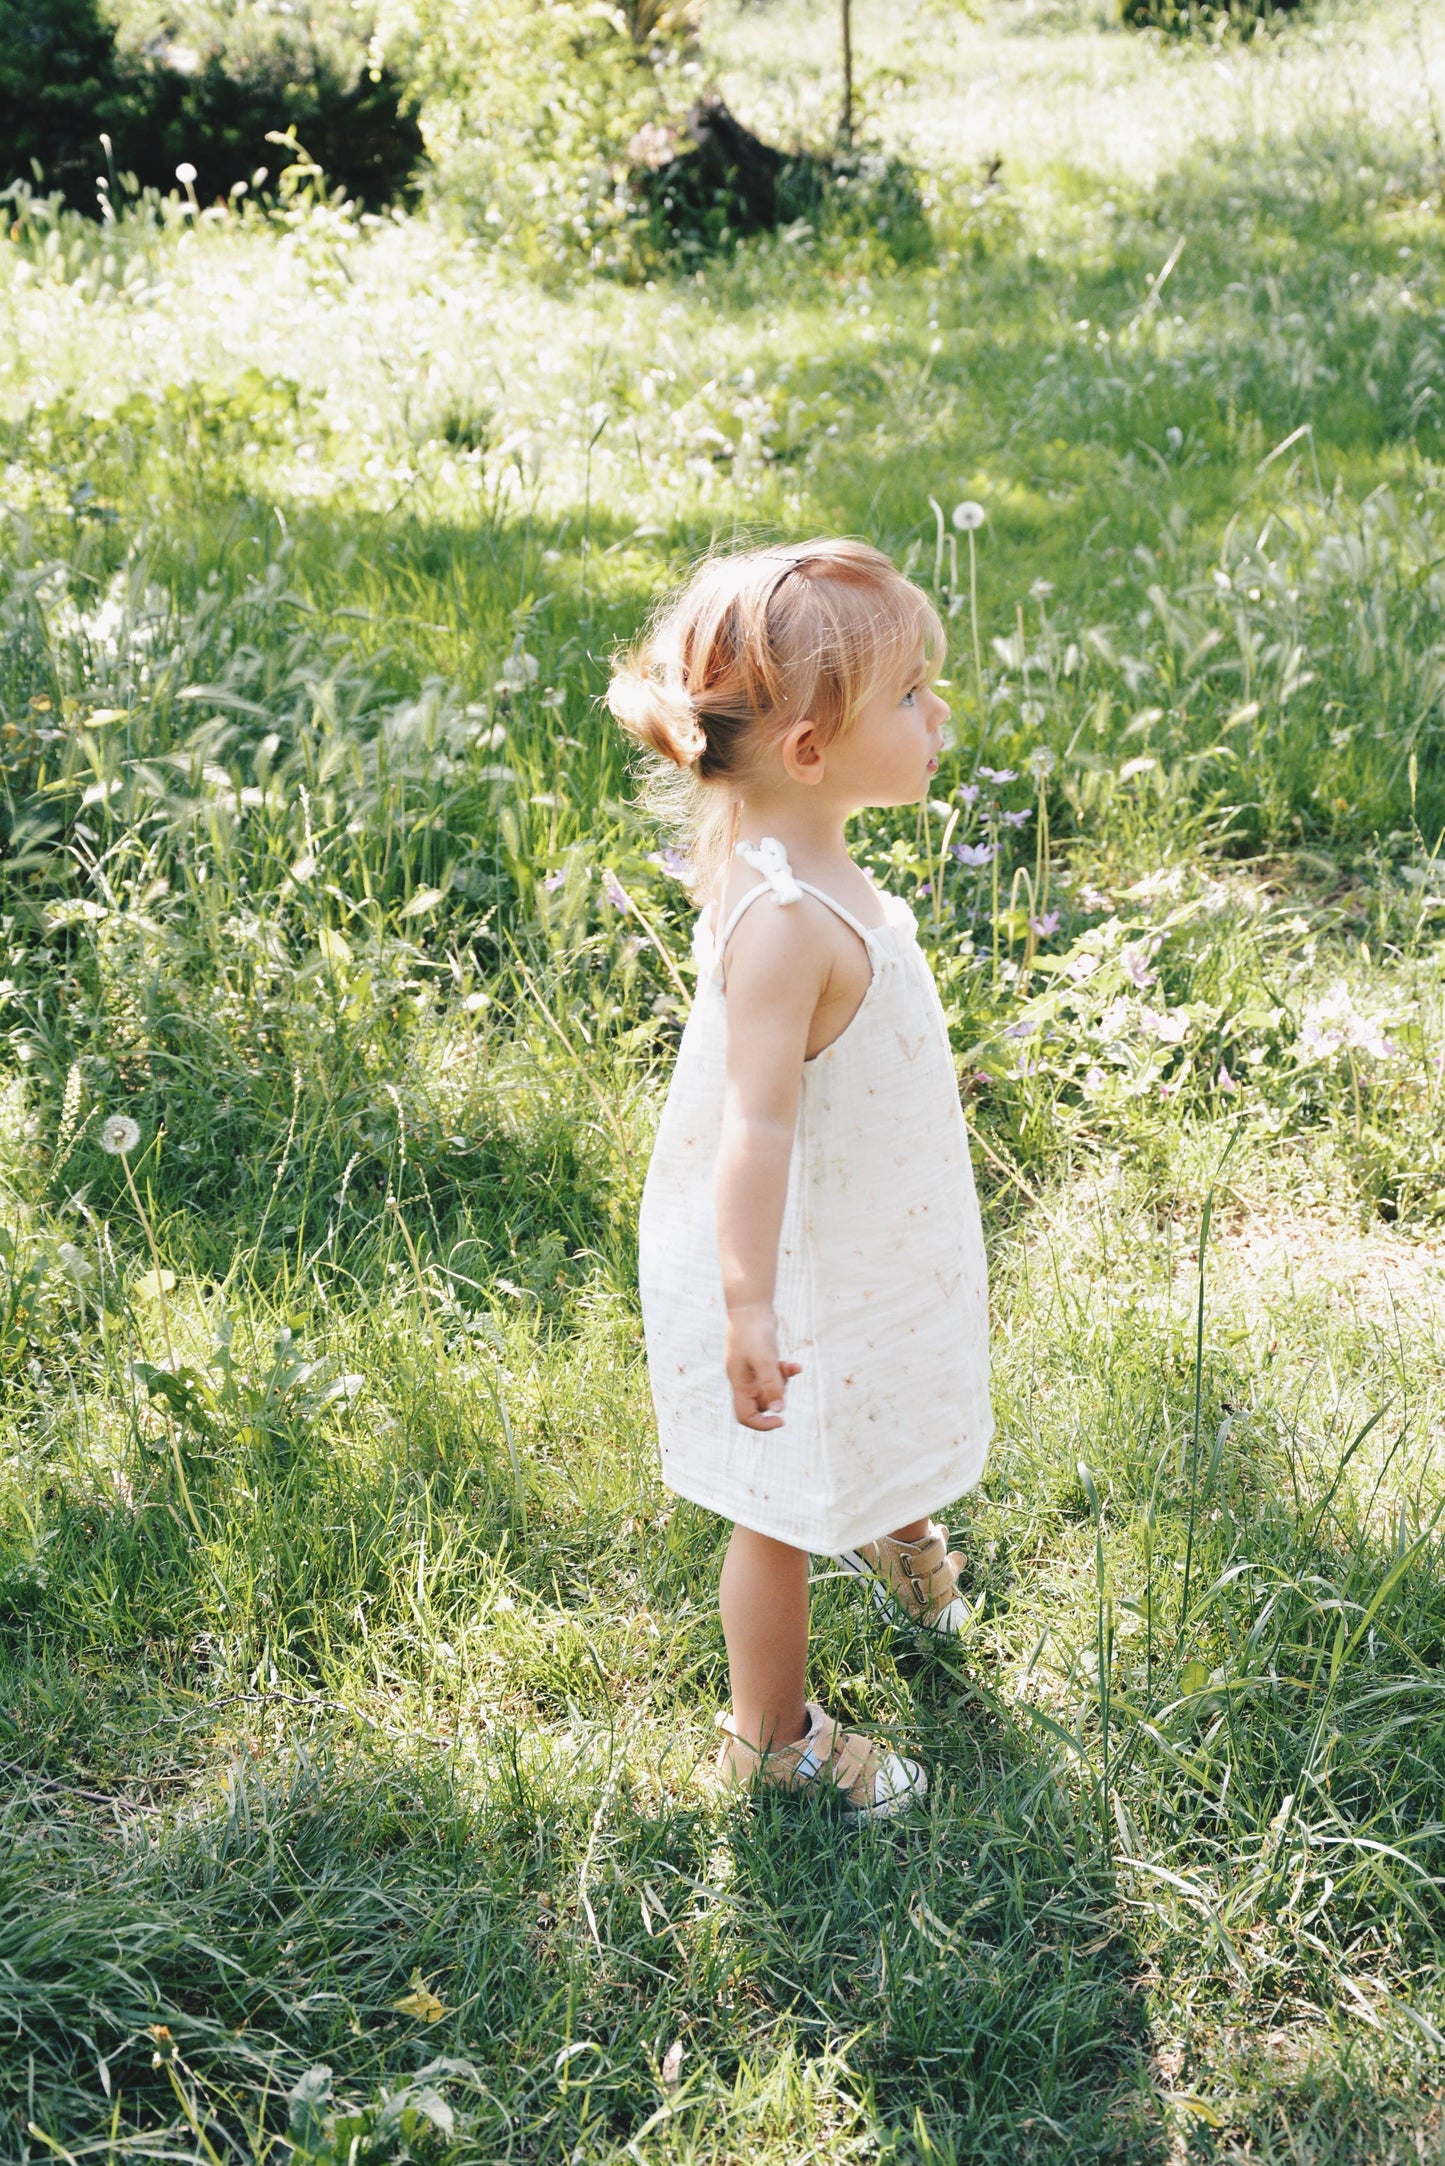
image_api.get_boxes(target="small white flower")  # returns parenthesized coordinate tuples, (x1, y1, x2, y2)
(175, 162, 198, 186)
(100, 1114, 141, 1156)
(952, 501, 986, 532)
(1139, 1006, 1190, 1045)
(1297, 982, 1399, 1064)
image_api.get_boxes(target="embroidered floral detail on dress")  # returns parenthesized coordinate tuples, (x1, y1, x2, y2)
(738, 836, 803, 904)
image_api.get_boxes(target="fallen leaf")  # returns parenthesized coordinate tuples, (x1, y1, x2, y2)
(392, 1973, 447, 2023)
(661, 2039, 684, 2088)
(1167, 2093, 1223, 2127)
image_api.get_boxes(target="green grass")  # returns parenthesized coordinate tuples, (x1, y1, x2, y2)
(4, 1, 1445, 2157)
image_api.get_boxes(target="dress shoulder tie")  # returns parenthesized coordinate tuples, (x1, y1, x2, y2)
(737, 836, 803, 904)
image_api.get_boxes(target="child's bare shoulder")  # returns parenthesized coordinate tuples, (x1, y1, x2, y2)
(719, 882, 856, 1009)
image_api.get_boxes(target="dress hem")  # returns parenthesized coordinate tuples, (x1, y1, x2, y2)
(659, 1436, 993, 1553)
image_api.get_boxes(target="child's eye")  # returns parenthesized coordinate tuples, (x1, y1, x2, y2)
(900, 686, 919, 708)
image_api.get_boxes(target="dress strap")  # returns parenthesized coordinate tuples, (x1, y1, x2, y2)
(714, 835, 877, 957)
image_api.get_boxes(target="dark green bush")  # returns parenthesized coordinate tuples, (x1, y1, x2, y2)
(0, 0, 135, 203)
(0, 0, 422, 211)
(626, 102, 932, 271)
(1125, 0, 1304, 29)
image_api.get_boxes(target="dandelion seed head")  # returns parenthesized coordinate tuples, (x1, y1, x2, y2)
(952, 501, 986, 531)
(100, 1114, 140, 1156)
(175, 162, 198, 186)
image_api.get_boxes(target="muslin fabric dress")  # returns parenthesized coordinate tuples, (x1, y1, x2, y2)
(638, 837, 992, 1553)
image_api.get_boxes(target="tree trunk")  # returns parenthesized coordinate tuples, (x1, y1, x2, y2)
(839, 0, 853, 148)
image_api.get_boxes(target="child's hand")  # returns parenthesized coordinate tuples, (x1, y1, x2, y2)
(725, 1305, 802, 1431)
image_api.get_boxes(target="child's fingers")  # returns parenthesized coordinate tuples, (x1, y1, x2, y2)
(732, 1379, 781, 1430)
(733, 1358, 792, 1431)
(726, 1340, 801, 1430)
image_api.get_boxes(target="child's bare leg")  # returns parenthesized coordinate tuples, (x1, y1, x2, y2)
(719, 1524, 810, 1755)
(888, 1516, 931, 1543)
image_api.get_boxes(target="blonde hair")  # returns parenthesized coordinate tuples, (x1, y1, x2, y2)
(606, 539, 944, 898)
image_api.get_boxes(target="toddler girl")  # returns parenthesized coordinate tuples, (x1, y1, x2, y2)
(608, 539, 992, 1822)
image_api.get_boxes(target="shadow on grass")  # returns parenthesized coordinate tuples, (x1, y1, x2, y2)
(717, 1689, 1160, 2163)
(8, 1415, 1445, 2161)
(0, 1689, 1159, 2164)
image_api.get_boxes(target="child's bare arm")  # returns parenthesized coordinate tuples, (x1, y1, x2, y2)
(715, 900, 832, 1430)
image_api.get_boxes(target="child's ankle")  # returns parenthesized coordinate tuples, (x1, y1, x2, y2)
(729, 1705, 811, 1759)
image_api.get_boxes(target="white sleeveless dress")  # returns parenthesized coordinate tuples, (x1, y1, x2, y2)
(638, 837, 992, 1553)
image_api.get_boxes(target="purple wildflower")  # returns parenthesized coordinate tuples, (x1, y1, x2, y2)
(1030, 909, 1060, 937)
(999, 808, 1032, 828)
(1121, 943, 1157, 990)
(542, 870, 566, 891)
(978, 765, 1018, 784)
(957, 783, 980, 807)
(602, 869, 630, 912)
(952, 841, 997, 868)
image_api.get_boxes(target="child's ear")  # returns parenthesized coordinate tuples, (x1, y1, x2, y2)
(780, 718, 825, 788)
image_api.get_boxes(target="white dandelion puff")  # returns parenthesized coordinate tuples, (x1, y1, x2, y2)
(952, 501, 986, 532)
(99, 1114, 141, 1156)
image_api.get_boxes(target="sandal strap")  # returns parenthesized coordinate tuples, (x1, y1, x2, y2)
(717, 1703, 889, 1811)
(857, 1524, 965, 1620)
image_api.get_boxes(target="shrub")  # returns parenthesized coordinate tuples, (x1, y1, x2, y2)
(0, 0, 422, 211)
(1124, 0, 1304, 29)
(407, 0, 689, 273)
(0, 0, 136, 204)
(108, 2, 423, 208)
(626, 100, 932, 269)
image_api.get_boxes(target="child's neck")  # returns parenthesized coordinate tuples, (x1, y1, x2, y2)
(734, 794, 854, 870)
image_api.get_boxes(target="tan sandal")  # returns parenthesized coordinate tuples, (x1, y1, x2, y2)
(715, 1701, 926, 1822)
(836, 1522, 970, 1636)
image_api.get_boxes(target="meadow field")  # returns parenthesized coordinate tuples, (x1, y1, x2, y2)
(3, 0, 1445, 2156)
